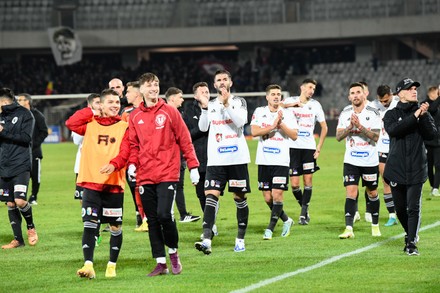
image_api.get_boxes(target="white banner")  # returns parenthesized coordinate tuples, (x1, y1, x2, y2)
(47, 26, 82, 66)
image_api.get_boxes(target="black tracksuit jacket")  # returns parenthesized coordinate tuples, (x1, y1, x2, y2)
(0, 103, 35, 177)
(30, 108, 48, 159)
(183, 100, 208, 173)
(383, 101, 437, 185)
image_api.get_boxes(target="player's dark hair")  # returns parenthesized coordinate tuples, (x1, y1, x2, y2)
(376, 85, 392, 98)
(165, 87, 183, 100)
(192, 82, 209, 93)
(0, 87, 15, 101)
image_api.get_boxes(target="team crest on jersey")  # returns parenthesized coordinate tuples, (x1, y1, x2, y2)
(12, 117, 18, 124)
(216, 133, 222, 142)
(139, 186, 144, 194)
(155, 114, 166, 128)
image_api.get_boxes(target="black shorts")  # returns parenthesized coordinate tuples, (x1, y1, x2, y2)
(258, 165, 289, 191)
(343, 163, 379, 189)
(74, 173, 83, 200)
(0, 172, 30, 202)
(74, 185, 84, 200)
(378, 152, 388, 164)
(289, 148, 320, 176)
(81, 188, 124, 225)
(205, 164, 251, 194)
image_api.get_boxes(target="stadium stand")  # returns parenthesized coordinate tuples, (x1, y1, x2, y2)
(1, 0, 440, 31)
(1, 0, 440, 137)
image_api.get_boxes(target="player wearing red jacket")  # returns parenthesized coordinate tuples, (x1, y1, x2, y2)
(128, 73, 200, 277)
(66, 89, 130, 279)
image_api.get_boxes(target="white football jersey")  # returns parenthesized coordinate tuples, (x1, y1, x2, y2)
(72, 132, 83, 174)
(199, 95, 250, 166)
(369, 97, 399, 153)
(251, 106, 298, 166)
(283, 96, 325, 149)
(337, 104, 381, 166)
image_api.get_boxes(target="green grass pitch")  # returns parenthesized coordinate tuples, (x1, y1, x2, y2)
(0, 139, 439, 292)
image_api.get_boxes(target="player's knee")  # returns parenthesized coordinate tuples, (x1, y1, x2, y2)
(6, 201, 16, 208)
(233, 193, 246, 201)
(15, 198, 26, 208)
(157, 211, 172, 223)
(367, 189, 378, 198)
(109, 225, 122, 235)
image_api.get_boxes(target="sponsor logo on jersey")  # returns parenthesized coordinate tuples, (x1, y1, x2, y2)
(103, 208, 123, 217)
(362, 173, 377, 181)
(212, 119, 232, 125)
(14, 184, 27, 193)
(229, 179, 246, 188)
(296, 113, 313, 118)
(298, 131, 311, 137)
(263, 147, 281, 154)
(86, 207, 92, 215)
(272, 176, 287, 184)
(81, 208, 86, 217)
(382, 138, 390, 144)
(218, 145, 238, 153)
(350, 151, 369, 157)
(303, 162, 314, 170)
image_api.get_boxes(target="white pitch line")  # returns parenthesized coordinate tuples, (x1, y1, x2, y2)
(230, 221, 440, 293)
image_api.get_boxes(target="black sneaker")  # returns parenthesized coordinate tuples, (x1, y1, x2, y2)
(403, 235, 408, 252)
(29, 195, 37, 205)
(298, 216, 309, 225)
(406, 242, 420, 256)
(136, 214, 142, 228)
(180, 214, 201, 223)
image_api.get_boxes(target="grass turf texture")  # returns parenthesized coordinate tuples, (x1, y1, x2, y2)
(1, 139, 439, 292)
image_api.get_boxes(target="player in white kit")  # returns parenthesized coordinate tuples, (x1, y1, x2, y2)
(251, 84, 298, 240)
(283, 78, 328, 225)
(336, 82, 381, 239)
(195, 70, 251, 254)
(369, 85, 399, 227)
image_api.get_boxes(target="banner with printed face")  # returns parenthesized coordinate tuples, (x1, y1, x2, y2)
(47, 26, 82, 66)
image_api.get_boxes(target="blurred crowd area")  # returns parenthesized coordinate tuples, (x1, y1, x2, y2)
(0, 44, 352, 99)
(5, 43, 440, 126)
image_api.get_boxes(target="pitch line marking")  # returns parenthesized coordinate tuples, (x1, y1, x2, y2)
(230, 221, 440, 293)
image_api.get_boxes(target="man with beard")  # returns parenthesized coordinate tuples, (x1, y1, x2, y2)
(336, 82, 381, 239)
(194, 70, 251, 254)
